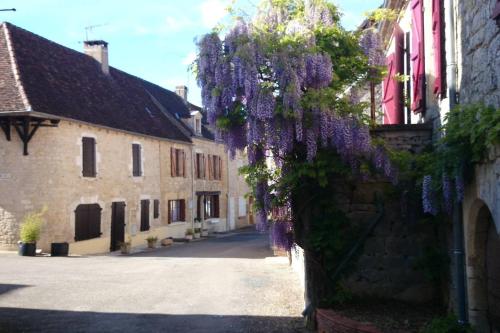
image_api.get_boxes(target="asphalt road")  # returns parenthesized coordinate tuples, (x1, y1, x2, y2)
(0, 229, 306, 333)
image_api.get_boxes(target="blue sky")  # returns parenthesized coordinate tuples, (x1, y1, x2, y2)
(1, 0, 381, 106)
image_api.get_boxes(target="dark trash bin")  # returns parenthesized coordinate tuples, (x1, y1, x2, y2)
(51, 242, 69, 256)
(18, 242, 36, 256)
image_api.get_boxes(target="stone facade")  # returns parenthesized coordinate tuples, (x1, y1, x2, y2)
(0, 119, 250, 254)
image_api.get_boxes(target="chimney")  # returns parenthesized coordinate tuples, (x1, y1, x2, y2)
(83, 40, 109, 75)
(175, 85, 188, 102)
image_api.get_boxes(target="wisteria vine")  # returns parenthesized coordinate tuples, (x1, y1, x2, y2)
(196, 0, 390, 236)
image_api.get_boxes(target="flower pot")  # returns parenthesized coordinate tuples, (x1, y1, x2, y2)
(185, 235, 193, 241)
(201, 230, 209, 237)
(51, 242, 69, 256)
(194, 233, 201, 239)
(19, 242, 36, 256)
(147, 241, 156, 248)
(194, 222, 202, 229)
(120, 243, 131, 254)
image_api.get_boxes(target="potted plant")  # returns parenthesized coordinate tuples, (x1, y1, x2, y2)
(194, 228, 201, 239)
(119, 238, 132, 254)
(185, 228, 194, 241)
(146, 236, 158, 248)
(194, 217, 202, 229)
(18, 207, 46, 256)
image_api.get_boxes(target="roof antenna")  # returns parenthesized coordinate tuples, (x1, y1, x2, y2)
(84, 23, 108, 41)
(0, 8, 16, 12)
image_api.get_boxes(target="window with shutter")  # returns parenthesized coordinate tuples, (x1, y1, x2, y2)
(140, 200, 150, 231)
(383, 26, 405, 125)
(432, 0, 444, 96)
(171, 147, 176, 177)
(82, 137, 96, 177)
(411, 0, 426, 113)
(383, 54, 396, 124)
(168, 200, 185, 222)
(204, 195, 220, 218)
(75, 204, 101, 241)
(153, 199, 159, 219)
(132, 144, 142, 177)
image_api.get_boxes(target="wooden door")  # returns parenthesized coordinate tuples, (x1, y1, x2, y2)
(110, 202, 126, 251)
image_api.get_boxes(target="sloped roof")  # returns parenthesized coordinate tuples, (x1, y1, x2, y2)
(0, 22, 194, 143)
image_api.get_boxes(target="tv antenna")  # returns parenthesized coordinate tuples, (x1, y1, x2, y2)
(0, 8, 16, 12)
(84, 23, 108, 41)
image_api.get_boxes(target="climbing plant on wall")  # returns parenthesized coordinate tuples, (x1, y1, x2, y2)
(196, 0, 390, 239)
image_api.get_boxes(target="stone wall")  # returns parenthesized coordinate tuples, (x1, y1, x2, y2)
(370, 124, 433, 153)
(456, 0, 500, 107)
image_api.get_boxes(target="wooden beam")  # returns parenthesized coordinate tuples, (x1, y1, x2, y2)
(0, 118, 11, 141)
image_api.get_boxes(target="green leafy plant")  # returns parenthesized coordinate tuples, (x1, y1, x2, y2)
(20, 206, 47, 243)
(194, 228, 201, 233)
(146, 236, 158, 242)
(422, 315, 473, 333)
(185, 228, 194, 236)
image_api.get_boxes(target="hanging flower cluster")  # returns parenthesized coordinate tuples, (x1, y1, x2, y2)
(197, 0, 393, 231)
(270, 204, 294, 251)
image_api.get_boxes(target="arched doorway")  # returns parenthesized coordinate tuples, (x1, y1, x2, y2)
(468, 202, 500, 332)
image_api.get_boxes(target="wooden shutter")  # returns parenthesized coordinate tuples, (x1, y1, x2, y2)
(394, 25, 405, 124)
(432, 0, 444, 96)
(168, 200, 172, 224)
(75, 204, 101, 241)
(208, 155, 213, 180)
(180, 200, 186, 221)
(195, 153, 199, 179)
(214, 195, 220, 218)
(383, 54, 396, 124)
(182, 150, 186, 177)
(218, 156, 222, 180)
(196, 196, 201, 220)
(154, 199, 159, 219)
(202, 154, 206, 178)
(171, 148, 176, 177)
(132, 144, 141, 176)
(82, 137, 96, 177)
(411, 0, 426, 113)
(140, 200, 150, 231)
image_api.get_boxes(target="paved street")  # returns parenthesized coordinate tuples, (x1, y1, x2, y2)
(0, 229, 306, 333)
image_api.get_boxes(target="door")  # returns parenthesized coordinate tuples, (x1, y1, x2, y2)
(110, 202, 126, 251)
(229, 197, 236, 230)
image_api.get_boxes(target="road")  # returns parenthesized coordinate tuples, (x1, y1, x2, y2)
(0, 229, 306, 333)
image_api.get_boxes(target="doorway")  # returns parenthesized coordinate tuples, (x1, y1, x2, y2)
(110, 202, 126, 251)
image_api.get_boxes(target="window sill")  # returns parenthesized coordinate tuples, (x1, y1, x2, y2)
(168, 221, 187, 227)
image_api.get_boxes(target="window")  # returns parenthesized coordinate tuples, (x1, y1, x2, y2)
(195, 153, 205, 179)
(82, 137, 96, 177)
(205, 195, 220, 218)
(75, 204, 101, 241)
(132, 144, 142, 177)
(195, 118, 201, 134)
(207, 155, 222, 180)
(171, 148, 186, 177)
(153, 199, 160, 219)
(140, 200, 150, 231)
(168, 199, 185, 223)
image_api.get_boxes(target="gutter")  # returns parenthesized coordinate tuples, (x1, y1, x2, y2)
(444, 0, 468, 325)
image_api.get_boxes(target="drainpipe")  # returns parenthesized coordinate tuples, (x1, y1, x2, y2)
(444, 0, 468, 325)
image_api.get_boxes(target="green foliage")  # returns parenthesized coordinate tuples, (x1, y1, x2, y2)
(146, 236, 158, 242)
(414, 244, 449, 286)
(194, 228, 201, 233)
(364, 8, 399, 22)
(20, 206, 46, 243)
(185, 228, 194, 236)
(422, 315, 473, 333)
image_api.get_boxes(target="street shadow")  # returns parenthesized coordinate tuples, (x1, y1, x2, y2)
(0, 284, 29, 297)
(128, 230, 275, 259)
(0, 307, 307, 333)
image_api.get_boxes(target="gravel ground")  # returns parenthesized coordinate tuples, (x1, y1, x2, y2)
(0, 229, 307, 333)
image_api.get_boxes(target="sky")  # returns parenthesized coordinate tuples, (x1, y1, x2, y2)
(1, 0, 381, 106)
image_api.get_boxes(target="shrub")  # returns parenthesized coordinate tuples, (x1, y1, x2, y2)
(422, 315, 473, 333)
(194, 228, 201, 233)
(20, 207, 47, 243)
(185, 228, 194, 236)
(146, 236, 158, 242)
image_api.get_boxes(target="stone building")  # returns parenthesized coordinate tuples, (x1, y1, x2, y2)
(375, 0, 499, 330)
(0, 22, 251, 255)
